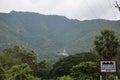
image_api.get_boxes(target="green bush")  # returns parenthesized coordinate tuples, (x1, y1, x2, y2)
(58, 75, 74, 80)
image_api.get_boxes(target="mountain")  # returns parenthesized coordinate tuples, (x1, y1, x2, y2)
(0, 11, 120, 60)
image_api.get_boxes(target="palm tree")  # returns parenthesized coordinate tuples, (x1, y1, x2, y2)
(94, 29, 120, 59)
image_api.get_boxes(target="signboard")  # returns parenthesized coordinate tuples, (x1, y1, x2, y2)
(100, 60, 117, 74)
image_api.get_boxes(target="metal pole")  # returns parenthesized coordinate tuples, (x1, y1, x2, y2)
(116, 75, 118, 80)
(106, 74, 107, 80)
(100, 75, 102, 80)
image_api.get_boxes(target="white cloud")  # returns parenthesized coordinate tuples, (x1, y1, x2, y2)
(0, 0, 120, 20)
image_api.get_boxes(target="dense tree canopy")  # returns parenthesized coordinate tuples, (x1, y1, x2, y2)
(58, 75, 74, 80)
(0, 46, 37, 69)
(0, 64, 5, 80)
(50, 52, 98, 78)
(35, 60, 53, 79)
(71, 61, 99, 80)
(0, 29, 119, 79)
(7, 64, 35, 80)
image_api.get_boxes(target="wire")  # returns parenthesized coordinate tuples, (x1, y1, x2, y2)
(93, 0, 107, 19)
(84, 0, 98, 19)
(107, 0, 117, 19)
(84, 0, 104, 28)
(84, 0, 119, 20)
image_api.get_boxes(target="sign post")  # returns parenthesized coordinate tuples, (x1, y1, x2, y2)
(100, 60, 117, 74)
(100, 75, 102, 80)
(116, 75, 118, 80)
(99, 60, 117, 80)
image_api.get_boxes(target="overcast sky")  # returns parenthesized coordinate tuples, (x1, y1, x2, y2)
(0, 0, 120, 20)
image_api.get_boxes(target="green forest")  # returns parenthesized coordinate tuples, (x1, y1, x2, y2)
(0, 11, 120, 60)
(0, 10, 120, 80)
(0, 1, 120, 80)
(0, 29, 120, 80)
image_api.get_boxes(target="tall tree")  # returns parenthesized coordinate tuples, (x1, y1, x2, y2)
(114, 1, 120, 12)
(36, 60, 52, 79)
(94, 29, 120, 59)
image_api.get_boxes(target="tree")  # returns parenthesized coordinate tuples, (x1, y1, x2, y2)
(114, 1, 120, 12)
(0, 46, 38, 78)
(49, 52, 98, 78)
(7, 63, 36, 80)
(0, 64, 6, 80)
(58, 75, 74, 80)
(36, 60, 52, 79)
(70, 61, 99, 80)
(0, 46, 37, 69)
(94, 29, 120, 59)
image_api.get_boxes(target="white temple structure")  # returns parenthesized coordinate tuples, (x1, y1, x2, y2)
(58, 49, 69, 56)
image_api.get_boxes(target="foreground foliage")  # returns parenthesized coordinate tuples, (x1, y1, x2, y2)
(58, 75, 74, 80)
(0, 46, 37, 69)
(0, 64, 5, 80)
(7, 64, 35, 80)
(0, 46, 53, 79)
(50, 52, 98, 78)
(71, 61, 99, 80)
(0, 29, 120, 80)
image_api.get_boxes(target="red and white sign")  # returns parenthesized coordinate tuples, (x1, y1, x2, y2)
(99, 60, 117, 74)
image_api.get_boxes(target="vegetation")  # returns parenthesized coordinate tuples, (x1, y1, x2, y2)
(0, 46, 56, 79)
(35, 60, 54, 79)
(71, 61, 99, 80)
(58, 75, 74, 80)
(0, 46, 99, 80)
(0, 64, 5, 80)
(0, 11, 120, 79)
(114, 1, 120, 12)
(94, 29, 120, 59)
(49, 52, 98, 78)
(0, 46, 37, 70)
(7, 64, 35, 80)
(0, 11, 120, 60)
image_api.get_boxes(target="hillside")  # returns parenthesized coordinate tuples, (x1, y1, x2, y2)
(0, 11, 120, 60)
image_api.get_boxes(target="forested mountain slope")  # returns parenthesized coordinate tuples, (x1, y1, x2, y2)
(0, 11, 120, 60)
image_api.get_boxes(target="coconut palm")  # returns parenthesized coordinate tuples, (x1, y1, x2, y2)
(94, 29, 120, 59)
